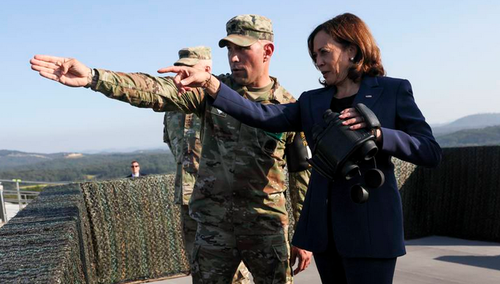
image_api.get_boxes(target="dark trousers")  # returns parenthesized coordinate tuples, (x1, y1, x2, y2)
(314, 245, 396, 284)
(314, 197, 397, 284)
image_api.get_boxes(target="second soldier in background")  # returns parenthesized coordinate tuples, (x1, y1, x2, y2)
(163, 46, 250, 283)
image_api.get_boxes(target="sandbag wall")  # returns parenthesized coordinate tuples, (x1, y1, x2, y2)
(0, 174, 190, 284)
(399, 146, 500, 242)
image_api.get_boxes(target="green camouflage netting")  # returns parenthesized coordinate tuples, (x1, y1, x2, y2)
(0, 174, 189, 284)
(80, 175, 189, 283)
(0, 184, 90, 284)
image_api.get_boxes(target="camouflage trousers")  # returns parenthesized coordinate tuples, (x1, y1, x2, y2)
(191, 223, 293, 284)
(180, 206, 251, 283)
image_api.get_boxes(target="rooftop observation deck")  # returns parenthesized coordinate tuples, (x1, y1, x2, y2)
(155, 236, 500, 283)
(1, 146, 500, 283)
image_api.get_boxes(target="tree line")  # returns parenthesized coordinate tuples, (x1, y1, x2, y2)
(0, 152, 177, 190)
(436, 125, 500, 148)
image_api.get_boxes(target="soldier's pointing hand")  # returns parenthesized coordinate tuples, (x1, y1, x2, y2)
(30, 55, 92, 88)
(158, 66, 219, 96)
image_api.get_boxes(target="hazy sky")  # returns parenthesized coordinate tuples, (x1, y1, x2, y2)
(1, 0, 499, 153)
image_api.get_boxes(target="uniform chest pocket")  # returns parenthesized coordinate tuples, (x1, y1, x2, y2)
(206, 106, 235, 141)
(262, 138, 278, 155)
(258, 130, 285, 156)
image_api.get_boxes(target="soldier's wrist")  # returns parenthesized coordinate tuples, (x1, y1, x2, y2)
(202, 74, 221, 97)
(84, 68, 99, 89)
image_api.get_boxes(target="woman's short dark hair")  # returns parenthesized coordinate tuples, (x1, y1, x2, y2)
(308, 13, 385, 84)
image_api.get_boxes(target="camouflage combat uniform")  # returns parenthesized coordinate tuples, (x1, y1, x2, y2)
(163, 111, 201, 251)
(90, 14, 310, 284)
(164, 46, 251, 284)
(91, 71, 309, 283)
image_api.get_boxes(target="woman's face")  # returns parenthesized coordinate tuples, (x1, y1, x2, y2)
(312, 30, 354, 86)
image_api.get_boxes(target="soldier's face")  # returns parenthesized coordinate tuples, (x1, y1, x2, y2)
(226, 42, 266, 87)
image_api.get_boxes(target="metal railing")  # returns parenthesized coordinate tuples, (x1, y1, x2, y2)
(2, 189, 40, 204)
(0, 179, 69, 223)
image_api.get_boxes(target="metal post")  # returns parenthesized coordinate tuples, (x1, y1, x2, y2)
(13, 179, 22, 210)
(0, 182, 6, 223)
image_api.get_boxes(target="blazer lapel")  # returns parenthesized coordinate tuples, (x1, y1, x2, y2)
(354, 76, 383, 108)
(307, 77, 383, 126)
(309, 86, 335, 124)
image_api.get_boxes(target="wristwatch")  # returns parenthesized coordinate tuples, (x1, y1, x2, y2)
(85, 68, 99, 89)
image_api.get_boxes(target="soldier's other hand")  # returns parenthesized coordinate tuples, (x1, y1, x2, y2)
(158, 66, 217, 95)
(290, 246, 312, 275)
(30, 55, 92, 87)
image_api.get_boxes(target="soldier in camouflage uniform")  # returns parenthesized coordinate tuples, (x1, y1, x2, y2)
(164, 46, 250, 283)
(163, 46, 210, 257)
(30, 14, 312, 284)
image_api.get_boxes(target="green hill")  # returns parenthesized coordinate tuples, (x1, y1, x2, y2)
(432, 113, 500, 136)
(0, 150, 176, 190)
(436, 125, 500, 148)
(0, 150, 66, 170)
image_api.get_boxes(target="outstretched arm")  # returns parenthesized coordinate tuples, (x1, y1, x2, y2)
(30, 55, 204, 114)
(30, 55, 93, 87)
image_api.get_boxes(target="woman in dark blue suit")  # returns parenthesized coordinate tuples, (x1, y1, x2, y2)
(165, 13, 441, 284)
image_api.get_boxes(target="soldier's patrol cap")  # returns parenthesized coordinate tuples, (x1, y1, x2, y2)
(218, 14, 274, 48)
(174, 46, 212, 67)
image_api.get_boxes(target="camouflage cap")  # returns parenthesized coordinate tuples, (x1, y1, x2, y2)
(174, 46, 212, 66)
(219, 14, 274, 48)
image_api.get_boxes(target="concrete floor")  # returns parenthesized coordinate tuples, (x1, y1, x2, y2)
(0, 202, 25, 227)
(395, 236, 500, 283)
(152, 236, 500, 284)
(3, 204, 499, 283)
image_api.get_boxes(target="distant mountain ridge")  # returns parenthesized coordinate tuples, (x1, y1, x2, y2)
(0, 150, 62, 170)
(432, 113, 500, 136)
(0, 149, 170, 170)
(0, 148, 172, 173)
(436, 125, 500, 148)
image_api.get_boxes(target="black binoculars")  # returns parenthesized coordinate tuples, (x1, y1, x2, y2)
(308, 103, 385, 203)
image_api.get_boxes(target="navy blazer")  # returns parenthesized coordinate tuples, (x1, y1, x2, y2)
(211, 76, 442, 258)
